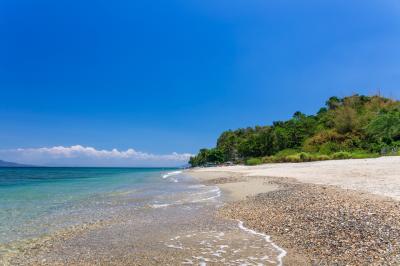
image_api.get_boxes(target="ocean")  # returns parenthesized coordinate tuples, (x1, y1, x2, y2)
(0, 167, 218, 243)
(0, 167, 284, 265)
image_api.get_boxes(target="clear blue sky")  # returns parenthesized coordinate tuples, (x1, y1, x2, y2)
(0, 0, 399, 165)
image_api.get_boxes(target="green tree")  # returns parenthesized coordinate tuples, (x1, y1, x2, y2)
(189, 94, 400, 167)
(334, 106, 360, 134)
(326, 96, 342, 110)
(216, 131, 239, 161)
(367, 111, 400, 144)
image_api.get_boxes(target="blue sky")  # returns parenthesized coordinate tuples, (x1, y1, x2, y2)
(0, 0, 400, 166)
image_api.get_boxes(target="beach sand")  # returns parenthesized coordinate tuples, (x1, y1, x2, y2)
(4, 157, 399, 265)
(188, 156, 400, 200)
(188, 171, 280, 201)
(187, 156, 400, 265)
(5, 204, 286, 265)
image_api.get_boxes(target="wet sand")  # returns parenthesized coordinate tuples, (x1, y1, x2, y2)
(188, 171, 280, 201)
(3, 204, 286, 265)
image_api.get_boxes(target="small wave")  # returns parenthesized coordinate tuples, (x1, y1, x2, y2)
(188, 184, 206, 189)
(194, 187, 220, 196)
(191, 187, 221, 203)
(150, 186, 221, 209)
(237, 220, 286, 266)
(150, 203, 171, 208)
(162, 170, 183, 179)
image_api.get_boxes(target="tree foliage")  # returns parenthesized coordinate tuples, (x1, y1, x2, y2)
(190, 95, 400, 166)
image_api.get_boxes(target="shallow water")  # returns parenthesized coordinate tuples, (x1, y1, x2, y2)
(0, 167, 285, 265)
(0, 168, 185, 243)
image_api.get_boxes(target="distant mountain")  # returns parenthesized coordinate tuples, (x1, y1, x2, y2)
(0, 160, 34, 167)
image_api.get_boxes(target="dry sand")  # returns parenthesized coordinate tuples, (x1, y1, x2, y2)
(187, 156, 400, 201)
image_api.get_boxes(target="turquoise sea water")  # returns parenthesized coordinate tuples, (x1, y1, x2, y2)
(0, 168, 287, 265)
(0, 167, 204, 244)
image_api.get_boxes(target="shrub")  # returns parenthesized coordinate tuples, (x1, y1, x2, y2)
(275, 149, 299, 158)
(282, 152, 314, 163)
(314, 154, 331, 161)
(298, 152, 312, 162)
(262, 156, 277, 163)
(284, 154, 301, 163)
(331, 151, 352, 160)
(350, 152, 379, 159)
(246, 158, 263, 166)
(267, 149, 298, 163)
(262, 156, 272, 163)
(264, 151, 383, 164)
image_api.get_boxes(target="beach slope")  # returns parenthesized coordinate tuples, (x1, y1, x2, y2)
(187, 157, 400, 265)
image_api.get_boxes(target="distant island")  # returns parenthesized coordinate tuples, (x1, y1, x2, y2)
(0, 160, 34, 167)
(190, 94, 400, 166)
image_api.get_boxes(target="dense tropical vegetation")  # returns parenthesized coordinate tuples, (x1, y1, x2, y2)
(189, 95, 400, 167)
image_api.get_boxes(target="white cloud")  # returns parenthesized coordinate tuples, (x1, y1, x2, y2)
(0, 145, 193, 167)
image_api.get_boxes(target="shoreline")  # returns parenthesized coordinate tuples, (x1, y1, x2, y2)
(2, 170, 288, 266)
(186, 157, 400, 265)
(187, 171, 281, 201)
(3, 159, 399, 265)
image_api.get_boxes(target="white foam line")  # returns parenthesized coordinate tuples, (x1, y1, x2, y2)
(193, 187, 220, 196)
(188, 184, 206, 188)
(162, 170, 182, 179)
(237, 220, 287, 266)
(166, 244, 183, 249)
(191, 187, 221, 203)
(150, 203, 171, 208)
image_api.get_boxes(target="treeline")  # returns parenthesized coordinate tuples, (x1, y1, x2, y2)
(189, 94, 400, 166)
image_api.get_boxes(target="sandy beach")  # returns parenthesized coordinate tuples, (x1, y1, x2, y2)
(187, 156, 400, 265)
(2, 158, 399, 265)
(188, 156, 400, 200)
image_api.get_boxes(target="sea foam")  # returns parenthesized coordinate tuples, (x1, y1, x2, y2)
(162, 170, 183, 179)
(237, 220, 287, 266)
